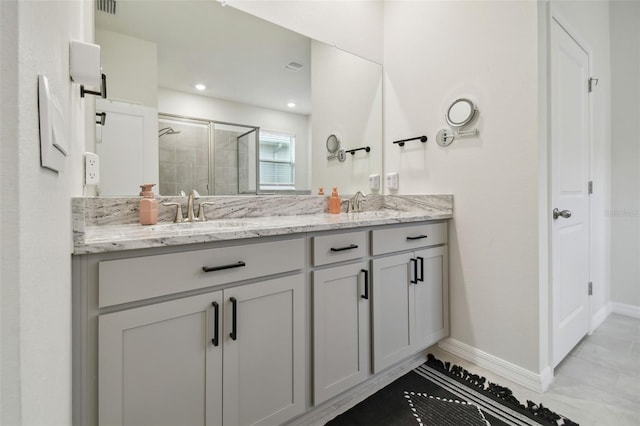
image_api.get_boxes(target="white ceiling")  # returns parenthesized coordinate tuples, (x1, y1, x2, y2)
(96, 0, 311, 114)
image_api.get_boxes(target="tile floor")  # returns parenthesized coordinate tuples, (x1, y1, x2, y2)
(432, 313, 640, 426)
(306, 314, 639, 425)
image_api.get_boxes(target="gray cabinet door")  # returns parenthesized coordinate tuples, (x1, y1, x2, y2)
(413, 246, 449, 351)
(371, 252, 415, 373)
(222, 274, 305, 426)
(313, 262, 370, 403)
(99, 292, 223, 426)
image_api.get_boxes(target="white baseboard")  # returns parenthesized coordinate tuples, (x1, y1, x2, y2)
(612, 302, 640, 319)
(591, 303, 613, 332)
(438, 338, 550, 393)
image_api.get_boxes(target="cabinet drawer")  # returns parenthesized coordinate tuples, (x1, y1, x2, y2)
(98, 238, 304, 307)
(312, 231, 367, 266)
(371, 222, 447, 255)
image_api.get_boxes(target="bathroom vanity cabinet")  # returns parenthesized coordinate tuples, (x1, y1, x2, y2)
(370, 223, 449, 373)
(74, 237, 306, 426)
(311, 230, 370, 404)
(99, 274, 304, 426)
(72, 220, 448, 426)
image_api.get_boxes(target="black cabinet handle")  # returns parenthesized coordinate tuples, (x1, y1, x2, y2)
(202, 261, 246, 272)
(417, 256, 424, 282)
(361, 269, 369, 300)
(330, 244, 359, 252)
(211, 301, 219, 347)
(406, 235, 428, 241)
(229, 297, 237, 341)
(410, 258, 418, 284)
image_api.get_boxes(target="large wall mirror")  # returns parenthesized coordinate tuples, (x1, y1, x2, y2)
(93, 0, 382, 196)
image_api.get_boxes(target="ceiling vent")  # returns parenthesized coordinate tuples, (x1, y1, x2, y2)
(285, 61, 303, 72)
(96, 0, 117, 15)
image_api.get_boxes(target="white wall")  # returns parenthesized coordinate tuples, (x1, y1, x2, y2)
(311, 41, 383, 195)
(1, 2, 20, 423)
(383, 0, 613, 376)
(158, 88, 311, 191)
(384, 1, 541, 372)
(0, 0, 90, 424)
(225, 0, 383, 64)
(610, 0, 640, 309)
(95, 28, 158, 108)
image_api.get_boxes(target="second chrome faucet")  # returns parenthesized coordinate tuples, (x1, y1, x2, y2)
(163, 190, 215, 222)
(342, 191, 367, 213)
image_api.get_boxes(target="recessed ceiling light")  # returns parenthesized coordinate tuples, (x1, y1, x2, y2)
(287, 102, 296, 108)
(195, 83, 206, 91)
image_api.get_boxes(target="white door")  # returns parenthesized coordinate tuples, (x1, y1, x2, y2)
(222, 274, 305, 426)
(371, 252, 415, 373)
(413, 246, 448, 351)
(313, 262, 370, 403)
(550, 18, 591, 367)
(96, 99, 158, 196)
(98, 292, 223, 426)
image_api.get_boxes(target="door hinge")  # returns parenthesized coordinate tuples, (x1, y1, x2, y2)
(588, 282, 593, 296)
(588, 181, 593, 194)
(588, 77, 599, 93)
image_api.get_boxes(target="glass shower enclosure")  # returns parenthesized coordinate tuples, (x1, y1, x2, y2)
(158, 114, 259, 196)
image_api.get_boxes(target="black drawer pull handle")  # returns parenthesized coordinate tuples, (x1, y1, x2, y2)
(330, 244, 359, 252)
(406, 235, 428, 241)
(417, 256, 424, 282)
(229, 297, 237, 341)
(410, 258, 418, 284)
(211, 301, 219, 347)
(361, 269, 369, 300)
(202, 261, 246, 272)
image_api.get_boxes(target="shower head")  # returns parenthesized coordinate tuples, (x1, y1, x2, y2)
(159, 127, 181, 137)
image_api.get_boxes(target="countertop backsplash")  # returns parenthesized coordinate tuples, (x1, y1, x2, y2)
(72, 194, 453, 254)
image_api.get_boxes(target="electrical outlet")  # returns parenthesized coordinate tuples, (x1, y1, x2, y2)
(386, 172, 399, 190)
(84, 152, 99, 185)
(369, 174, 380, 191)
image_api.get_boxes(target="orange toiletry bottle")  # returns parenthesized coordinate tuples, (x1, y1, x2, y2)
(329, 187, 341, 214)
(139, 184, 158, 225)
(318, 187, 324, 195)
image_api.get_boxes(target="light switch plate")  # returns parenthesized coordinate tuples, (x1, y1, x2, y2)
(38, 74, 67, 173)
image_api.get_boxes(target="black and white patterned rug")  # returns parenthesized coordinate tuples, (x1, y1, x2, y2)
(326, 354, 578, 426)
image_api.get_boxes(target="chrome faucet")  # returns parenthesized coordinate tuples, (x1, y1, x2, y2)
(342, 191, 366, 213)
(351, 191, 366, 212)
(185, 190, 200, 222)
(163, 190, 202, 223)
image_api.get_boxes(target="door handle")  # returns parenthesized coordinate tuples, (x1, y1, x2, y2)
(553, 208, 572, 220)
(211, 301, 219, 347)
(416, 256, 424, 282)
(410, 258, 418, 284)
(361, 269, 369, 300)
(202, 261, 246, 273)
(229, 297, 237, 341)
(330, 244, 358, 252)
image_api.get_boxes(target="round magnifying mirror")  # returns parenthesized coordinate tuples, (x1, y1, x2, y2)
(326, 134, 340, 154)
(446, 98, 477, 128)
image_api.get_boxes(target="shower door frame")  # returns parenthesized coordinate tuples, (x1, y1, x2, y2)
(159, 113, 260, 196)
(236, 127, 260, 195)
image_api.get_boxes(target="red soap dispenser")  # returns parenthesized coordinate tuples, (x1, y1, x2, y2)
(329, 187, 341, 214)
(139, 184, 158, 225)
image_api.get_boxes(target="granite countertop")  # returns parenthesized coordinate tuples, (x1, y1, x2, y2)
(72, 194, 453, 254)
